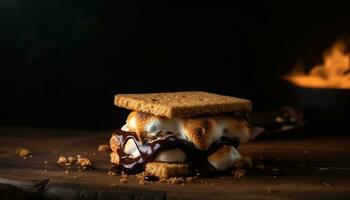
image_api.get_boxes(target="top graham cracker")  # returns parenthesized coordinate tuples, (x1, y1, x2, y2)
(114, 91, 252, 118)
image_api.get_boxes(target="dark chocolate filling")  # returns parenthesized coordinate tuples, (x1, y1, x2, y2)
(110, 129, 239, 176)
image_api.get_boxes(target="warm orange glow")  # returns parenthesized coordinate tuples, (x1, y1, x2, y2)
(285, 42, 350, 89)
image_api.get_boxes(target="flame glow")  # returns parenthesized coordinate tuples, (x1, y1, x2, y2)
(285, 42, 350, 89)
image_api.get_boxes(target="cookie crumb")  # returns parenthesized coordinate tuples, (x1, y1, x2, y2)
(98, 144, 111, 152)
(120, 178, 128, 183)
(57, 156, 67, 164)
(67, 156, 77, 164)
(77, 157, 93, 169)
(139, 179, 147, 185)
(16, 148, 31, 157)
(232, 168, 245, 179)
(167, 177, 185, 184)
(121, 173, 128, 178)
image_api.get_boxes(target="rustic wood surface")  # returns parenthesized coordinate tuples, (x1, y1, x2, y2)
(0, 127, 349, 200)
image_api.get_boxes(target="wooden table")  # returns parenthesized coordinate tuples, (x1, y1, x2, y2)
(0, 126, 349, 200)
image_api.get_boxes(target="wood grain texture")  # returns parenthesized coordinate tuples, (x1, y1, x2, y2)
(0, 127, 349, 200)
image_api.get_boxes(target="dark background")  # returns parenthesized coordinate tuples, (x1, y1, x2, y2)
(1, 1, 350, 129)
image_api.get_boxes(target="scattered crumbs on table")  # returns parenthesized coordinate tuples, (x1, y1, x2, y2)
(16, 148, 31, 158)
(120, 177, 128, 183)
(77, 157, 93, 169)
(167, 177, 185, 184)
(57, 156, 67, 164)
(67, 156, 77, 163)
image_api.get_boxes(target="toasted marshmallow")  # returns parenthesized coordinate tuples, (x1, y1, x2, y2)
(180, 117, 222, 150)
(213, 116, 250, 143)
(122, 111, 250, 150)
(110, 135, 121, 152)
(155, 148, 186, 163)
(123, 139, 141, 158)
(110, 152, 120, 164)
(207, 145, 241, 171)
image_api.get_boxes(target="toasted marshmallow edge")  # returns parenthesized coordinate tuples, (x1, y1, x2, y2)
(110, 152, 119, 164)
(207, 145, 241, 171)
(213, 116, 250, 143)
(155, 148, 186, 163)
(124, 139, 141, 158)
(122, 111, 250, 150)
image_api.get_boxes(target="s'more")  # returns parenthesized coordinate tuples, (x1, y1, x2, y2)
(109, 91, 252, 178)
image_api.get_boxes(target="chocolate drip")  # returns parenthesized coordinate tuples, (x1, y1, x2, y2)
(110, 129, 239, 176)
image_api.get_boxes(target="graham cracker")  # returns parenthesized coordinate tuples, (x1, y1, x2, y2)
(145, 162, 189, 178)
(114, 91, 252, 118)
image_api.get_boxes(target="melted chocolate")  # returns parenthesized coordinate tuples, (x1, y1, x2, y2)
(110, 129, 240, 176)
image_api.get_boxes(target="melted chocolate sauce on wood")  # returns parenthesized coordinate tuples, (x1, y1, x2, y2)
(110, 129, 239, 176)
